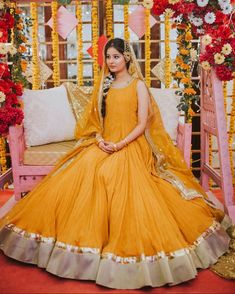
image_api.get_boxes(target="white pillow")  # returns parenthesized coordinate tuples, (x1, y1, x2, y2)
(149, 88, 180, 142)
(23, 85, 76, 147)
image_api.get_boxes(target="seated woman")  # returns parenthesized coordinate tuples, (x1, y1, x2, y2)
(0, 38, 232, 289)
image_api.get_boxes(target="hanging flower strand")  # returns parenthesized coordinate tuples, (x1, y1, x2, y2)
(76, 0, 83, 86)
(164, 11, 171, 88)
(91, 0, 99, 87)
(106, 0, 114, 39)
(51, 0, 60, 87)
(145, 7, 151, 87)
(124, 3, 130, 41)
(30, 2, 40, 90)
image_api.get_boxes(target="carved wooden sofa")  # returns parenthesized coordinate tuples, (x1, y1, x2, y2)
(8, 85, 192, 200)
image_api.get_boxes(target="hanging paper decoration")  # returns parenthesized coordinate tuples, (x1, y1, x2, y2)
(47, 6, 78, 40)
(128, 5, 157, 39)
(24, 59, 53, 86)
(151, 59, 176, 85)
(87, 35, 108, 67)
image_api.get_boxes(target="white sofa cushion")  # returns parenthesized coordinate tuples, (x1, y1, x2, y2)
(149, 88, 180, 142)
(23, 85, 76, 147)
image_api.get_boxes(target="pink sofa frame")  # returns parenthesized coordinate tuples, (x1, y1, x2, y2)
(8, 122, 192, 200)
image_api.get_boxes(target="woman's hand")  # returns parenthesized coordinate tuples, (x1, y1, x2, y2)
(98, 141, 114, 154)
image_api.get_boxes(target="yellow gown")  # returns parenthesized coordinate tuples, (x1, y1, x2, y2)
(0, 79, 231, 289)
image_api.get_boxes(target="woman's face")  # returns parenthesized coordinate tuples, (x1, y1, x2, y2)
(106, 47, 127, 73)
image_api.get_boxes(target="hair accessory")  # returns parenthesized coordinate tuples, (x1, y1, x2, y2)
(123, 40, 131, 62)
(103, 73, 115, 97)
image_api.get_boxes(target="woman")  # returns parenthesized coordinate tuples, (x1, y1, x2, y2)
(0, 38, 232, 289)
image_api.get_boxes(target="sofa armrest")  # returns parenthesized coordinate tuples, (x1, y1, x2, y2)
(176, 122, 192, 168)
(8, 125, 26, 167)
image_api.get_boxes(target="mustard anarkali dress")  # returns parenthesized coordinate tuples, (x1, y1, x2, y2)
(0, 79, 231, 289)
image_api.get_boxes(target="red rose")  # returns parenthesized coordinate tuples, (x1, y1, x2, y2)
(0, 80, 11, 94)
(4, 13, 15, 29)
(0, 63, 10, 78)
(215, 65, 233, 81)
(5, 93, 18, 106)
(0, 28, 8, 43)
(152, 0, 169, 16)
(13, 83, 23, 96)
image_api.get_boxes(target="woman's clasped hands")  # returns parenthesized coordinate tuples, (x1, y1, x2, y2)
(97, 139, 126, 154)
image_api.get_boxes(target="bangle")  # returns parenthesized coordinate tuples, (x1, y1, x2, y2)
(124, 138, 128, 147)
(96, 137, 104, 145)
(113, 143, 118, 152)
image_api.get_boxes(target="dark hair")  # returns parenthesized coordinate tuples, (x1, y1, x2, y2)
(101, 38, 130, 117)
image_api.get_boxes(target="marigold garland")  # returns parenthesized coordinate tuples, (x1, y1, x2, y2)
(123, 4, 129, 41)
(76, 0, 83, 86)
(51, 0, 60, 87)
(0, 137, 7, 175)
(229, 78, 235, 184)
(164, 14, 171, 88)
(91, 0, 99, 87)
(30, 2, 40, 90)
(106, 0, 114, 39)
(145, 8, 151, 87)
(222, 81, 227, 124)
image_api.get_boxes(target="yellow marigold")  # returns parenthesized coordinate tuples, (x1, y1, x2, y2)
(214, 53, 225, 65)
(180, 48, 189, 55)
(181, 77, 190, 84)
(185, 32, 193, 41)
(184, 88, 196, 95)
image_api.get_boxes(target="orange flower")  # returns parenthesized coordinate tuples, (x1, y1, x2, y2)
(175, 56, 183, 64)
(177, 24, 187, 30)
(188, 107, 195, 116)
(15, 8, 23, 14)
(17, 23, 23, 30)
(180, 48, 189, 55)
(20, 35, 27, 43)
(185, 32, 193, 41)
(175, 71, 184, 79)
(184, 88, 196, 95)
(181, 77, 190, 84)
(21, 60, 28, 72)
(18, 45, 27, 53)
(181, 63, 190, 70)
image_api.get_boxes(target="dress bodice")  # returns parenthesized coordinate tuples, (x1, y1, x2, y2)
(102, 78, 138, 142)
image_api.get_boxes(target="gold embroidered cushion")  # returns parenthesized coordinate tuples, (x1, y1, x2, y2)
(23, 140, 77, 166)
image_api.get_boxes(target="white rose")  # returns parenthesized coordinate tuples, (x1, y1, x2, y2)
(190, 48, 198, 61)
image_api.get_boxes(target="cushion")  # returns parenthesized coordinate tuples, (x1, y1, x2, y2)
(149, 88, 180, 142)
(23, 85, 76, 147)
(23, 140, 76, 166)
